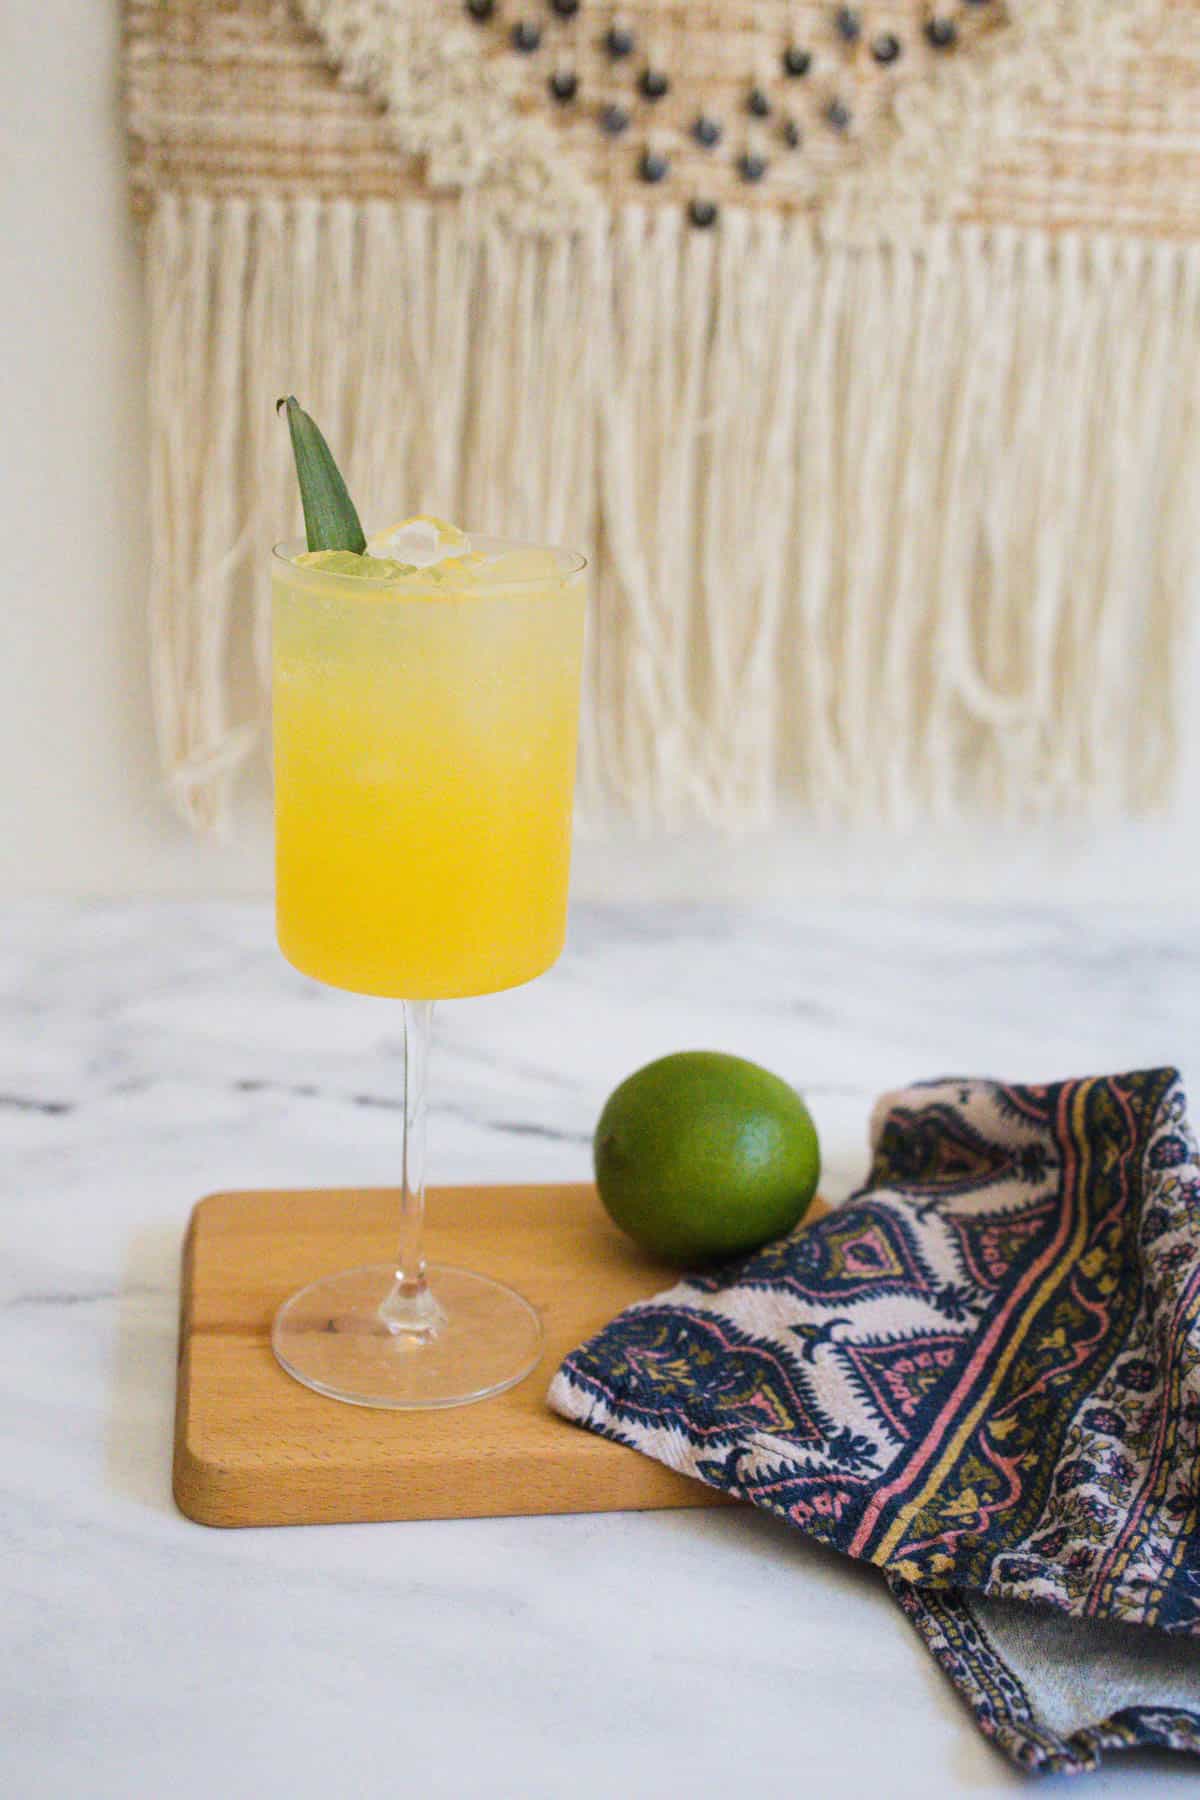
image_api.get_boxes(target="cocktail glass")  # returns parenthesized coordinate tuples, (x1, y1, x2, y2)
(269, 536, 587, 1408)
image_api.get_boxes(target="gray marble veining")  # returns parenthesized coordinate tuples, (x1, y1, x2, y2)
(2, 900, 1198, 1798)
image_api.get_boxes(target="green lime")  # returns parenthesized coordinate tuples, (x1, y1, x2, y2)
(593, 1051, 820, 1264)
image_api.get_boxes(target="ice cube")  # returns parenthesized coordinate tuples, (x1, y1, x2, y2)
(366, 515, 470, 567)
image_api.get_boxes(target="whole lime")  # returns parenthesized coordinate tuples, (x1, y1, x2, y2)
(593, 1051, 820, 1264)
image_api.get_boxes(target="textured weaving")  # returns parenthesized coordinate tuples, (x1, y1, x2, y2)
(126, 1, 1200, 238)
(123, 4, 1200, 833)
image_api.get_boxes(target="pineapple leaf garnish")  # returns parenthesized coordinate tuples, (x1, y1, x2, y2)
(277, 396, 366, 554)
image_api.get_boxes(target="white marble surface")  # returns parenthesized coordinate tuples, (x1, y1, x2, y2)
(4, 899, 1200, 1799)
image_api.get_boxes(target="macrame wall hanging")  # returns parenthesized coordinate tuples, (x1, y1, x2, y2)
(124, 1, 1200, 833)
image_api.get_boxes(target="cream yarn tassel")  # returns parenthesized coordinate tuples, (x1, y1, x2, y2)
(144, 195, 1200, 832)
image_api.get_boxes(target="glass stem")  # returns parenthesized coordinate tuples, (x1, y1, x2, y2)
(378, 999, 446, 1337)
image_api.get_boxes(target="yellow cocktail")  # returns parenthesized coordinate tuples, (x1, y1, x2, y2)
(273, 539, 586, 998)
(269, 527, 587, 1411)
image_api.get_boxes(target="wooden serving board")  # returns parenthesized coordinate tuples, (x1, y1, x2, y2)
(177, 1182, 800, 1529)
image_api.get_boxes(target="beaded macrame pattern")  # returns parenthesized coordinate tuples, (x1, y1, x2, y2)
(295, 0, 1165, 238)
(295, 0, 1024, 230)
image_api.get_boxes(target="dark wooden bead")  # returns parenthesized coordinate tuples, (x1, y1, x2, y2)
(835, 7, 861, 43)
(782, 118, 802, 149)
(925, 17, 958, 48)
(693, 114, 722, 148)
(465, 0, 495, 19)
(689, 198, 719, 229)
(639, 67, 670, 100)
(511, 19, 541, 51)
(871, 32, 901, 64)
(738, 151, 768, 183)
(783, 45, 812, 77)
(639, 147, 670, 182)
(549, 68, 578, 101)
(826, 97, 851, 131)
(747, 86, 771, 118)
(605, 24, 634, 58)
(599, 102, 630, 134)
(550, 0, 580, 15)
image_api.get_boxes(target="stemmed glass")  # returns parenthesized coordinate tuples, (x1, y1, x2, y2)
(269, 536, 587, 1408)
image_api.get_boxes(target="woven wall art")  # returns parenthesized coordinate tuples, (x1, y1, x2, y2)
(124, 1, 1200, 832)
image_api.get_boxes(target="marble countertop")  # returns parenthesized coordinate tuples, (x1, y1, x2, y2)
(4, 899, 1199, 1799)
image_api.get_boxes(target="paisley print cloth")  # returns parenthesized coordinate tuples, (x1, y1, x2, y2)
(550, 1068, 1200, 1774)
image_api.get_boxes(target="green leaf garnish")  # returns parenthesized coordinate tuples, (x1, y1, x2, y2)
(277, 396, 366, 554)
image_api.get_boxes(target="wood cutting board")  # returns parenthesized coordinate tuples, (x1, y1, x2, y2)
(176, 1182, 822, 1528)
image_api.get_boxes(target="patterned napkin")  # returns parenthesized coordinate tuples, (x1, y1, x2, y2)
(550, 1069, 1200, 1775)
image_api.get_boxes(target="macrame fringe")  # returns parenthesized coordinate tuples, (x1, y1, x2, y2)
(144, 193, 1200, 833)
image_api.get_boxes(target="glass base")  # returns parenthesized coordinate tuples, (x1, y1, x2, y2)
(272, 1263, 543, 1409)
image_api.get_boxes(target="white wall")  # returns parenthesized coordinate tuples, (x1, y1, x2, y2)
(2, 0, 1197, 904)
(1, 0, 266, 897)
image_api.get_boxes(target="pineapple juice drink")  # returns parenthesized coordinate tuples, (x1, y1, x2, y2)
(272, 539, 586, 999)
